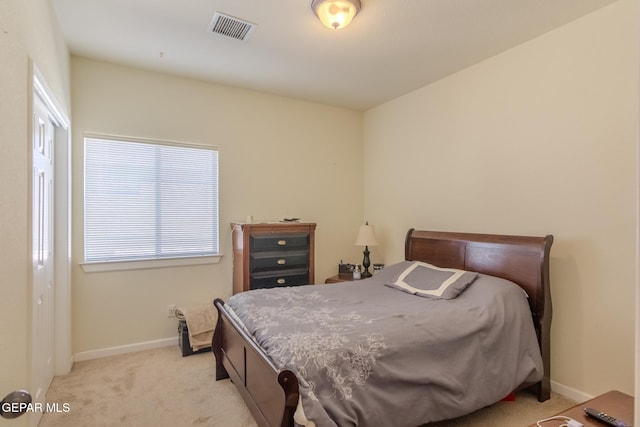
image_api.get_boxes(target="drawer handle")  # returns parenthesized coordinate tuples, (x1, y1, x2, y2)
(277, 240, 287, 246)
(277, 259, 287, 265)
(277, 278, 286, 285)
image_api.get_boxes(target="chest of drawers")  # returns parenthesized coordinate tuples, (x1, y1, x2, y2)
(230, 222, 316, 294)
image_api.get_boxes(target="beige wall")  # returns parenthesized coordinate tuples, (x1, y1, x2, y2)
(363, 0, 638, 397)
(0, 0, 69, 425)
(70, 57, 364, 353)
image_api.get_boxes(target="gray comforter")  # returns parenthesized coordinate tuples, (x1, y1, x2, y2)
(225, 261, 543, 427)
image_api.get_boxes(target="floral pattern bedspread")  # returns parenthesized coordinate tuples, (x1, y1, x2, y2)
(225, 262, 543, 427)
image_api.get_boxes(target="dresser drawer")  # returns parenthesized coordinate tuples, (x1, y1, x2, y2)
(250, 233, 309, 251)
(250, 269, 309, 289)
(250, 250, 309, 272)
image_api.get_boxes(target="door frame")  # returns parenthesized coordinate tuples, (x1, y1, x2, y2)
(30, 62, 72, 382)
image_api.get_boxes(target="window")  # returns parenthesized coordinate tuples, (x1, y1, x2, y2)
(83, 135, 219, 270)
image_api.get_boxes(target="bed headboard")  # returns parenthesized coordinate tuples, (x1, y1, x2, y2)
(404, 229, 554, 401)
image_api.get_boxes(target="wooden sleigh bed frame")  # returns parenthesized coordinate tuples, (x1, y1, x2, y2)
(212, 229, 554, 427)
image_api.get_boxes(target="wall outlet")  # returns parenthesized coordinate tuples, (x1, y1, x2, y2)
(167, 304, 177, 318)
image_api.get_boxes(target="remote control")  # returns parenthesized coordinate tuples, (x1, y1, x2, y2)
(583, 407, 630, 427)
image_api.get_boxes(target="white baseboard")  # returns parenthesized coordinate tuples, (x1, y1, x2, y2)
(74, 337, 178, 362)
(551, 380, 594, 403)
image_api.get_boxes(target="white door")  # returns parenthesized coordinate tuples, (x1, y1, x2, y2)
(31, 94, 56, 421)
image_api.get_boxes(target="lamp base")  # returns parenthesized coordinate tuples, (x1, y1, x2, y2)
(362, 246, 372, 278)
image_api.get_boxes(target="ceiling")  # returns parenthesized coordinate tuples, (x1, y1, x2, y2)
(51, 0, 619, 111)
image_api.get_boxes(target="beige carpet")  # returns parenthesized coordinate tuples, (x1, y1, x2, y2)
(39, 345, 576, 427)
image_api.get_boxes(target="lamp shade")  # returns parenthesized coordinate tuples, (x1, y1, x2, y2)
(311, 0, 361, 30)
(355, 223, 378, 247)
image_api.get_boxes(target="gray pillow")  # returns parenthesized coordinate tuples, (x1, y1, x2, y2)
(385, 261, 478, 299)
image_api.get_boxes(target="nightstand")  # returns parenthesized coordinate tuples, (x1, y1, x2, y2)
(325, 274, 361, 284)
(529, 390, 633, 427)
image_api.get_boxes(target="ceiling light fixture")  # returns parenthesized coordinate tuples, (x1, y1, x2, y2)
(311, 0, 361, 30)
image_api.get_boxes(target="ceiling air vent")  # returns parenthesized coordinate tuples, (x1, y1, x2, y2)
(208, 12, 257, 41)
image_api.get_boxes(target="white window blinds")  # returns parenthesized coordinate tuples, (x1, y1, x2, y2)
(84, 136, 219, 263)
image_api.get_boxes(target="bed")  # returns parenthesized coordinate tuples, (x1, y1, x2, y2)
(212, 229, 553, 427)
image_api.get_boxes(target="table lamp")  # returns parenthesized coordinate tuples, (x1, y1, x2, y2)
(355, 222, 378, 278)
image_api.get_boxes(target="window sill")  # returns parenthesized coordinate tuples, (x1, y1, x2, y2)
(81, 255, 222, 273)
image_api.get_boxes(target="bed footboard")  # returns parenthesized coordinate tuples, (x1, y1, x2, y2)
(212, 298, 298, 427)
